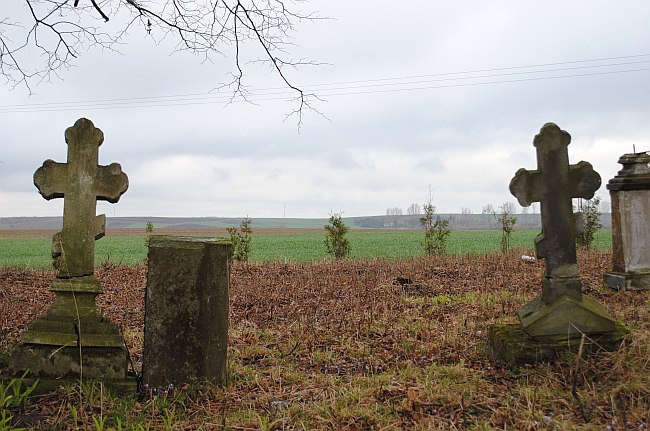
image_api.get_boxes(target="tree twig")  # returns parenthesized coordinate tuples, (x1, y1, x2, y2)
(0, 0, 326, 124)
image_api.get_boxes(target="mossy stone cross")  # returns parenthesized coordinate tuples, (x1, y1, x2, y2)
(33, 118, 128, 278)
(509, 123, 601, 304)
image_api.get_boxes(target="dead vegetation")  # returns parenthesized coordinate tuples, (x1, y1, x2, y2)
(1, 250, 648, 429)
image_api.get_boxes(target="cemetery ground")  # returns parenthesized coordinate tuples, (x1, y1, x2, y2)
(1, 242, 649, 429)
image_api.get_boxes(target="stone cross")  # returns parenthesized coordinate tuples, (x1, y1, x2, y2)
(487, 123, 621, 358)
(11, 118, 132, 389)
(509, 123, 601, 304)
(33, 118, 128, 278)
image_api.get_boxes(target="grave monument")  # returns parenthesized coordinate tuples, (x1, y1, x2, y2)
(142, 236, 232, 388)
(604, 151, 650, 291)
(488, 123, 628, 364)
(10, 118, 133, 390)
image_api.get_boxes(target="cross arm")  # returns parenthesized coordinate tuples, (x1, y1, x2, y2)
(509, 168, 542, 207)
(33, 160, 68, 200)
(94, 163, 129, 203)
(569, 161, 601, 199)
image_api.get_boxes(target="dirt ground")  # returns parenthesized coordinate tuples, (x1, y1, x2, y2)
(1, 251, 648, 429)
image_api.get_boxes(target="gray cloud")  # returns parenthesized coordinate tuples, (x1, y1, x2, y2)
(1, 0, 649, 217)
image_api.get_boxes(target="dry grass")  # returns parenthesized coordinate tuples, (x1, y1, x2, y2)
(1, 249, 648, 429)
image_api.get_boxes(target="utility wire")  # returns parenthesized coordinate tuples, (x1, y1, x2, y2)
(283, 53, 650, 88)
(5, 58, 648, 109)
(1, 54, 648, 113)
(4, 53, 650, 107)
(2, 55, 648, 108)
(3, 67, 648, 113)
(2, 67, 648, 113)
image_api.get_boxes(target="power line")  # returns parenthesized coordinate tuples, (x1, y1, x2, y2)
(1, 54, 648, 113)
(294, 53, 650, 88)
(3, 53, 649, 107)
(317, 67, 650, 97)
(3, 66, 649, 112)
(3, 55, 648, 108)
(296, 60, 650, 93)
(2, 67, 647, 113)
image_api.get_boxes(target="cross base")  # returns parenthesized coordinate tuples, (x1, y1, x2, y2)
(518, 295, 616, 339)
(487, 321, 629, 365)
(604, 271, 650, 291)
(9, 276, 132, 392)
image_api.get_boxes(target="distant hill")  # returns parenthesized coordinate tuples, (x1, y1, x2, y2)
(0, 213, 612, 231)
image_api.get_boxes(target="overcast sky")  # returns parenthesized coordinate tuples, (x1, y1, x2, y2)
(1, 1, 649, 219)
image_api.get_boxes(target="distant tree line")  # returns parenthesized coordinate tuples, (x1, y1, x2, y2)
(365, 196, 611, 230)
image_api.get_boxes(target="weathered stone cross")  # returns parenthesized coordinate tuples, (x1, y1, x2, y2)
(33, 118, 128, 278)
(507, 123, 616, 338)
(487, 124, 622, 360)
(11, 118, 131, 386)
(509, 123, 601, 304)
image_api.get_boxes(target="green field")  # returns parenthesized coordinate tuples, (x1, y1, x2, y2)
(0, 229, 613, 269)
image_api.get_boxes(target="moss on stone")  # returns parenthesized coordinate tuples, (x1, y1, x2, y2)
(488, 321, 630, 365)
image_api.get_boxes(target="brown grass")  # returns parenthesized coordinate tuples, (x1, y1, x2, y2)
(1, 250, 648, 430)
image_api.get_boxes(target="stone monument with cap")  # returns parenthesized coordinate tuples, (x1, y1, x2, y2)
(604, 151, 650, 291)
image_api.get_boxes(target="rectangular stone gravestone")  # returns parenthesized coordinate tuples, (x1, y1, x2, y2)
(9, 118, 134, 391)
(488, 123, 628, 364)
(142, 236, 232, 388)
(604, 152, 650, 290)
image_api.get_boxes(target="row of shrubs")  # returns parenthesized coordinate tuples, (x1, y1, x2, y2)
(143, 197, 602, 262)
(218, 197, 603, 261)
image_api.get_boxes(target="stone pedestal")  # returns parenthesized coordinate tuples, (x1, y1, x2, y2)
(604, 152, 650, 291)
(142, 236, 232, 388)
(10, 276, 132, 392)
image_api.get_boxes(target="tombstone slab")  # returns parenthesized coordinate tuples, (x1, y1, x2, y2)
(9, 118, 134, 392)
(489, 123, 628, 364)
(604, 152, 650, 291)
(142, 236, 232, 388)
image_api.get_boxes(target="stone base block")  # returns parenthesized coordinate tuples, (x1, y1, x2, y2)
(488, 322, 630, 365)
(518, 295, 616, 338)
(21, 318, 125, 347)
(0, 373, 138, 395)
(11, 344, 128, 380)
(604, 271, 650, 291)
(7, 344, 135, 394)
(9, 315, 132, 394)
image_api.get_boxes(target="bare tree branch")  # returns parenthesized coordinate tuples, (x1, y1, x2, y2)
(89, 0, 111, 22)
(0, 0, 327, 126)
